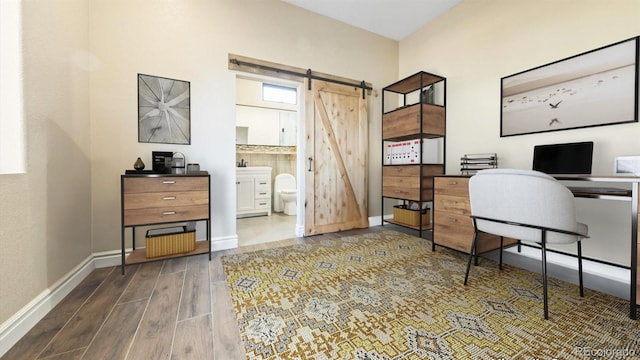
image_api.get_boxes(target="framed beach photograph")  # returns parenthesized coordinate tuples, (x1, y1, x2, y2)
(500, 36, 639, 137)
(138, 73, 191, 144)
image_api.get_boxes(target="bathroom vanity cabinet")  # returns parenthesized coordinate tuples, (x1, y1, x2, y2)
(236, 167, 272, 217)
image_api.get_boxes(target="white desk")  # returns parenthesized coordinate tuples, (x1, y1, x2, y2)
(554, 175, 639, 319)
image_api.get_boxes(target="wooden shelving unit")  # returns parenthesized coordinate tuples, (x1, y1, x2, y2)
(381, 71, 446, 237)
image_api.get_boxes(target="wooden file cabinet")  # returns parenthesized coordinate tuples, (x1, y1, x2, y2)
(433, 176, 517, 253)
(120, 173, 211, 273)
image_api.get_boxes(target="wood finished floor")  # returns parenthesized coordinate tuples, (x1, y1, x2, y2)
(2, 226, 399, 360)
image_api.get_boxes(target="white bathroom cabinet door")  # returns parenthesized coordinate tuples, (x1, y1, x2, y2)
(236, 176, 255, 213)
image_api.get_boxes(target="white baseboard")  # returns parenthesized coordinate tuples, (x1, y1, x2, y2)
(212, 235, 238, 251)
(0, 234, 234, 357)
(484, 246, 630, 300)
(0, 255, 97, 357)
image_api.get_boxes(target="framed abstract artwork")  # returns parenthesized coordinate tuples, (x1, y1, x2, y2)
(501, 36, 639, 137)
(138, 73, 191, 144)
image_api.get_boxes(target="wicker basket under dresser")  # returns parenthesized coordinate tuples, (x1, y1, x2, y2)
(120, 172, 211, 274)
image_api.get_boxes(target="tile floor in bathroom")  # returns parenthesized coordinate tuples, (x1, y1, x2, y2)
(237, 212, 299, 247)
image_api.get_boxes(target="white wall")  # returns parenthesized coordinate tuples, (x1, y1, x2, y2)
(399, 0, 640, 265)
(88, 0, 398, 253)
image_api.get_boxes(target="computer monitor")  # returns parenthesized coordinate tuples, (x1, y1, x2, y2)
(532, 141, 594, 175)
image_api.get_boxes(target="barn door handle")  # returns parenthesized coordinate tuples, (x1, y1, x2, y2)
(308, 157, 313, 172)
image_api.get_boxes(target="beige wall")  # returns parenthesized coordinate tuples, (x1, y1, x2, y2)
(399, 0, 640, 264)
(4, 0, 637, 335)
(0, 0, 397, 332)
(0, 0, 91, 324)
(88, 0, 398, 252)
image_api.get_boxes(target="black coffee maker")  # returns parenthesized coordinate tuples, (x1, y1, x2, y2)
(152, 151, 173, 173)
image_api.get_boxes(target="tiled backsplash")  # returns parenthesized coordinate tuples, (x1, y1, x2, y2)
(236, 145, 297, 184)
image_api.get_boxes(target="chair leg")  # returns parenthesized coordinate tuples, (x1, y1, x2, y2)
(499, 236, 504, 270)
(464, 230, 479, 285)
(541, 233, 549, 320)
(578, 241, 584, 297)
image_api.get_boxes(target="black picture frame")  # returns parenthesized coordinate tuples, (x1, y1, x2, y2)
(138, 73, 191, 144)
(500, 36, 639, 137)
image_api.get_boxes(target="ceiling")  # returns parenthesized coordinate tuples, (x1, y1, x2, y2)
(280, 0, 464, 41)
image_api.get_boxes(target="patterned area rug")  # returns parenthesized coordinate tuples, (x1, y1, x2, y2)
(222, 230, 639, 359)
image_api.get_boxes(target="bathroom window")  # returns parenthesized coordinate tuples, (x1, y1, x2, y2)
(263, 83, 297, 105)
(0, 0, 26, 174)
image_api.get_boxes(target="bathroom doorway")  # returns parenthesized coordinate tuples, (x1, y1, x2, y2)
(235, 75, 302, 247)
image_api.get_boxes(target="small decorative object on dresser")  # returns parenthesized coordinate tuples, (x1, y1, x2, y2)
(187, 163, 200, 172)
(133, 157, 145, 170)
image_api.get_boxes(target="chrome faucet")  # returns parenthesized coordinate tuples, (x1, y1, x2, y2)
(237, 159, 248, 167)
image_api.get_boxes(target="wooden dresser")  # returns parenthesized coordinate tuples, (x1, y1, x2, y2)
(433, 176, 517, 253)
(120, 173, 211, 273)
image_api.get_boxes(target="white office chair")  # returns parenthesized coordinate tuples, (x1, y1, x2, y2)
(464, 168, 589, 319)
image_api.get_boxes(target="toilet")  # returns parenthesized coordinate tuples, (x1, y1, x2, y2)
(274, 173, 297, 215)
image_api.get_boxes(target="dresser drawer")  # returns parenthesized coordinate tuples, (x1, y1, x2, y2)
(433, 194, 470, 216)
(124, 204, 209, 226)
(123, 177, 208, 194)
(123, 191, 209, 210)
(434, 177, 469, 197)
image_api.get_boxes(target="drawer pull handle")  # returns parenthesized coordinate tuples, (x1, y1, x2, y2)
(258, 192, 267, 195)
(447, 181, 458, 185)
(448, 217, 458, 223)
(258, 202, 267, 205)
(163, 211, 176, 215)
(162, 180, 176, 184)
(163, 196, 176, 200)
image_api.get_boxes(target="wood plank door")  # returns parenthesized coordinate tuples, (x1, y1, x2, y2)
(304, 79, 369, 235)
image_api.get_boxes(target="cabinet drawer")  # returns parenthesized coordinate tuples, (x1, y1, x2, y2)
(383, 165, 444, 177)
(433, 194, 470, 216)
(124, 204, 209, 226)
(382, 103, 445, 139)
(254, 189, 270, 199)
(383, 165, 438, 201)
(254, 199, 270, 209)
(124, 177, 208, 194)
(434, 212, 517, 254)
(434, 177, 469, 197)
(124, 191, 209, 210)
(254, 178, 271, 195)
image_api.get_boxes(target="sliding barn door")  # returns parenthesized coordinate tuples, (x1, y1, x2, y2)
(304, 79, 369, 236)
